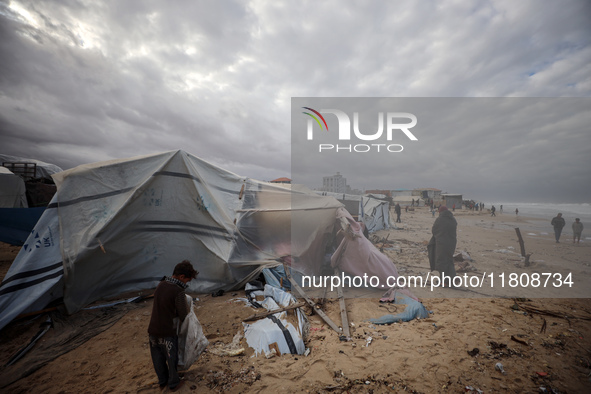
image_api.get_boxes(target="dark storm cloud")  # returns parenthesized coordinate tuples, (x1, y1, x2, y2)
(0, 0, 590, 197)
(291, 98, 591, 203)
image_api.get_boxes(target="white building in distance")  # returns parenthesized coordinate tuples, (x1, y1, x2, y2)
(322, 172, 350, 194)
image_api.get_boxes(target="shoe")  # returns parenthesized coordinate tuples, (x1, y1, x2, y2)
(170, 380, 185, 392)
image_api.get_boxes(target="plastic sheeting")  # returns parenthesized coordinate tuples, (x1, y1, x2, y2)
(330, 209, 401, 293)
(359, 196, 390, 233)
(0, 202, 63, 331)
(369, 293, 431, 325)
(243, 285, 308, 357)
(0, 150, 342, 330)
(178, 295, 208, 369)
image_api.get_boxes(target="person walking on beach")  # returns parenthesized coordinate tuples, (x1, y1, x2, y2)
(394, 203, 402, 223)
(500, 205, 503, 214)
(428, 206, 457, 286)
(551, 213, 566, 243)
(572, 218, 583, 244)
(148, 260, 198, 391)
(490, 205, 496, 217)
(515, 208, 519, 216)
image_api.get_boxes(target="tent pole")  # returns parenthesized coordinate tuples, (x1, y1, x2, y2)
(334, 268, 351, 339)
(282, 263, 342, 335)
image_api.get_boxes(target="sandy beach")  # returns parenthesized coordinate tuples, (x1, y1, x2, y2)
(1, 207, 590, 393)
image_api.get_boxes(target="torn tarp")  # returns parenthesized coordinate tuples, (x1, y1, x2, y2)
(243, 285, 308, 357)
(369, 293, 431, 325)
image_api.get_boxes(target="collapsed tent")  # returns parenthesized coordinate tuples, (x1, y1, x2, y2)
(359, 195, 391, 233)
(314, 192, 391, 233)
(243, 284, 308, 357)
(0, 150, 343, 331)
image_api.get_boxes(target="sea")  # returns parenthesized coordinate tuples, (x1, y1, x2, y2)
(483, 202, 591, 238)
(484, 202, 591, 222)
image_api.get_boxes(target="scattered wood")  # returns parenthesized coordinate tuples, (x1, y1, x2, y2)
(242, 302, 306, 322)
(516, 303, 591, 322)
(514, 228, 531, 266)
(510, 335, 530, 347)
(282, 263, 342, 334)
(268, 342, 281, 356)
(379, 233, 390, 252)
(334, 268, 350, 339)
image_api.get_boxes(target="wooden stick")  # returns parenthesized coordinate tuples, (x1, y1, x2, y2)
(243, 302, 306, 322)
(380, 233, 390, 252)
(269, 342, 281, 356)
(282, 263, 342, 334)
(334, 268, 350, 338)
(514, 228, 526, 257)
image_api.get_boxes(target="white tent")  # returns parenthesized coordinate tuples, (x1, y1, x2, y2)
(359, 195, 391, 233)
(315, 191, 362, 216)
(0, 150, 342, 330)
(0, 154, 63, 181)
(0, 166, 28, 208)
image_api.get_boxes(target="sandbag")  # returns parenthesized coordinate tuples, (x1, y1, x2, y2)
(178, 295, 208, 370)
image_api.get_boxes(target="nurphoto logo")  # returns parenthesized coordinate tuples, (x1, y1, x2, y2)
(302, 107, 418, 153)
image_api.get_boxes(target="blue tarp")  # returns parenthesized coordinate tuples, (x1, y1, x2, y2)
(369, 294, 431, 324)
(0, 207, 46, 246)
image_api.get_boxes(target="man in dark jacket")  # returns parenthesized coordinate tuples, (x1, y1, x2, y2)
(394, 203, 402, 223)
(551, 213, 566, 243)
(148, 260, 198, 391)
(428, 206, 457, 286)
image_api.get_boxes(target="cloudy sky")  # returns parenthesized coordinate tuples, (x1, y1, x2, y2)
(1, 0, 590, 203)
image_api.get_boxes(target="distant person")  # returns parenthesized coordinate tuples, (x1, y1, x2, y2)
(551, 213, 566, 243)
(452, 203, 455, 212)
(572, 218, 583, 244)
(500, 205, 503, 214)
(148, 260, 198, 391)
(394, 203, 402, 223)
(490, 205, 496, 217)
(515, 208, 519, 216)
(428, 206, 457, 286)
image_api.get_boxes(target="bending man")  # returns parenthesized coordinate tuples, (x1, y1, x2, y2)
(148, 260, 198, 391)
